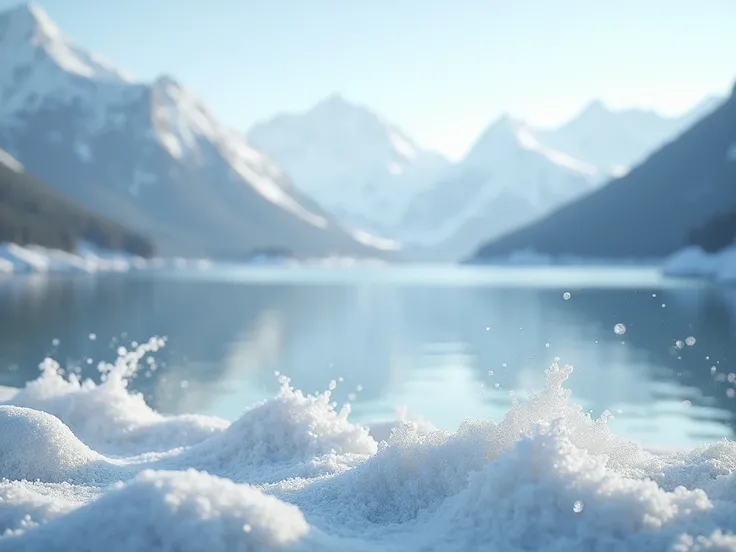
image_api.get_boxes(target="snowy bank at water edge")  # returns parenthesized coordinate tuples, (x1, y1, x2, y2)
(0, 243, 213, 275)
(466, 248, 660, 266)
(662, 245, 736, 282)
(1, 340, 736, 550)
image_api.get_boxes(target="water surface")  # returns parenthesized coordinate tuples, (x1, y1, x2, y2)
(1, 265, 734, 448)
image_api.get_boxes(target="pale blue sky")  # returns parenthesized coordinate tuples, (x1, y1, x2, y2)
(5, 0, 736, 158)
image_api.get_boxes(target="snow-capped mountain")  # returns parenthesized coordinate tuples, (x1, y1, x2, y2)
(398, 96, 724, 260)
(471, 85, 736, 261)
(0, 3, 391, 259)
(537, 97, 723, 176)
(247, 94, 450, 234)
(399, 116, 600, 259)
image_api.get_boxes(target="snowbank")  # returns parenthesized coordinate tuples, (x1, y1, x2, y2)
(662, 245, 736, 283)
(1, 344, 736, 550)
(0, 243, 214, 276)
(472, 249, 660, 266)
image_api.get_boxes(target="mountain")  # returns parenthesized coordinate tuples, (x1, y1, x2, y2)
(398, 116, 600, 259)
(0, 148, 154, 256)
(0, 4, 391, 260)
(470, 84, 736, 261)
(537, 97, 724, 175)
(397, 96, 724, 261)
(247, 94, 450, 234)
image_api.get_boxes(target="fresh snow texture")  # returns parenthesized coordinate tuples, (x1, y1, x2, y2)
(2, 341, 736, 551)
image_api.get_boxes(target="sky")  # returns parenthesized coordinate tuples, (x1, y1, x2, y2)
(4, 0, 736, 159)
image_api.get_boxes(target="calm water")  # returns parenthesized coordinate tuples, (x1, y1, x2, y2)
(1, 265, 735, 448)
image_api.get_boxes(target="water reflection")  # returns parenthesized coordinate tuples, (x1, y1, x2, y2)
(0, 268, 733, 448)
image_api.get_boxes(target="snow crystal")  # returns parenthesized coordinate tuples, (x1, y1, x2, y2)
(2, 347, 736, 551)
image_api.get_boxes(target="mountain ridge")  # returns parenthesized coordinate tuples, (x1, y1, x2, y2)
(469, 88, 736, 261)
(247, 94, 450, 235)
(0, 3, 392, 260)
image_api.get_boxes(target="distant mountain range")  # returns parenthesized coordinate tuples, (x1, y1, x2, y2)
(0, 4, 394, 260)
(248, 95, 450, 236)
(250, 91, 722, 260)
(0, 148, 154, 257)
(0, 3, 727, 263)
(469, 85, 736, 261)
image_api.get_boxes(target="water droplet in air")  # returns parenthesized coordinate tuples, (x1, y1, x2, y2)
(485, 326, 490, 331)
(652, 293, 657, 297)
(502, 363, 507, 368)
(727, 388, 736, 398)
(356, 384, 364, 392)
(674, 340, 684, 350)
(682, 400, 691, 408)
(328, 380, 337, 390)
(662, 303, 666, 308)
(51, 338, 60, 346)
(613, 323, 627, 335)
(685, 336, 697, 346)
(545, 343, 550, 348)
(488, 370, 494, 376)
(563, 292, 571, 300)
(711, 366, 717, 373)
(88, 333, 97, 341)
(180, 380, 189, 389)
(573, 500, 584, 513)
(117, 346, 126, 356)
(274, 370, 280, 376)
(243, 524, 252, 533)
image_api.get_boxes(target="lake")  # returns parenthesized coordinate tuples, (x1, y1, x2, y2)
(0, 264, 734, 449)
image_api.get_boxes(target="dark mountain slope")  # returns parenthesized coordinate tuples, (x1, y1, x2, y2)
(0, 153, 154, 256)
(471, 85, 736, 261)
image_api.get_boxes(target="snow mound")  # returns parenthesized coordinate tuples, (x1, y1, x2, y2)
(2, 469, 312, 552)
(2, 343, 736, 551)
(178, 376, 377, 482)
(0, 406, 112, 484)
(7, 338, 228, 456)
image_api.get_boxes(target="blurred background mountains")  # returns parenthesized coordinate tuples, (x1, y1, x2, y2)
(0, 3, 734, 262)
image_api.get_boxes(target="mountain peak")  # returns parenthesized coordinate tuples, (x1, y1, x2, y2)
(575, 99, 613, 121)
(0, 2, 62, 41)
(312, 93, 370, 117)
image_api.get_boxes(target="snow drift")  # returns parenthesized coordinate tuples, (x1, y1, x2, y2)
(1, 341, 736, 550)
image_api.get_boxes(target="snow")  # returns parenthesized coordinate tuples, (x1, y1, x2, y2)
(0, 3, 139, 130)
(247, 94, 450, 232)
(662, 245, 736, 282)
(150, 77, 329, 229)
(0, 243, 215, 275)
(0, 148, 24, 172)
(0, 4, 335, 237)
(350, 229, 402, 251)
(400, 117, 600, 248)
(2, 348, 736, 550)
